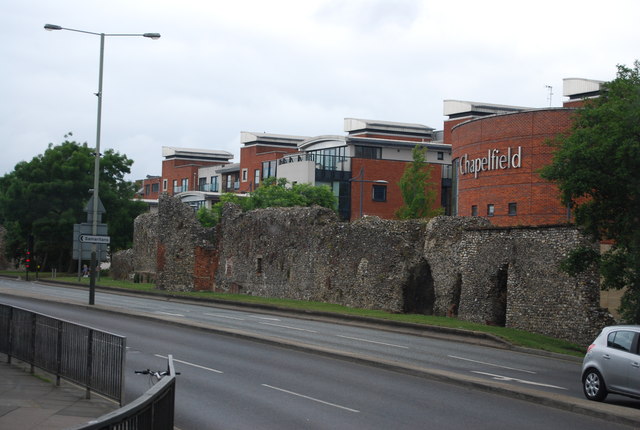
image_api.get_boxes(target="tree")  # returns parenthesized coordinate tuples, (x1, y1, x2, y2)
(197, 177, 337, 227)
(0, 134, 146, 271)
(395, 144, 442, 220)
(540, 61, 640, 322)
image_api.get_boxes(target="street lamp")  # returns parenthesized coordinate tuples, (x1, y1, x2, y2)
(349, 166, 389, 219)
(44, 24, 160, 305)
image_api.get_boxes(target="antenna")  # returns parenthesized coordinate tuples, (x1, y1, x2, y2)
(545, 85, 553, 107)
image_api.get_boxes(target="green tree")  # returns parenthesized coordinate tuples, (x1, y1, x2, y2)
(197, 177, 337, 227)
(0, 134, 146, 271)
(395, 145, 442, 220)
(540, 61, 640, 322)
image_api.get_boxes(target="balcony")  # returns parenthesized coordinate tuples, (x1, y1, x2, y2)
(198, 183, 219, 192)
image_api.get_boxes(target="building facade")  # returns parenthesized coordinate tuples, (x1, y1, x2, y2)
(448, 78, 603, 226)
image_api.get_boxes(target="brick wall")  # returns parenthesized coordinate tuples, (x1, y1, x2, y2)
(452, 109, 574, 226)
(239, 145, 298, 193)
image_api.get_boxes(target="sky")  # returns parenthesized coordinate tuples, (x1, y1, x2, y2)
(2, 0, 639, 181)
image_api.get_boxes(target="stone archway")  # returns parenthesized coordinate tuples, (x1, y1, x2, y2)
(403, 259, 435, 315)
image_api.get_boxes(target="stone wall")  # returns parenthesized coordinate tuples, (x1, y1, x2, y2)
(215, 204, 427, 312)
(133, 211, 159, 283)
(134, 195, 613, 345)
(155, 194, 217, 291)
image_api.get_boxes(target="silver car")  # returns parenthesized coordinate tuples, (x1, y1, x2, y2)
(581, 325, 640, 401)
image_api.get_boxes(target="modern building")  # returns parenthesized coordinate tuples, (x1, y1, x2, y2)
(160, 146, 233, 196)
(448, 78, 604, 226)
(274, 118, 452, 220)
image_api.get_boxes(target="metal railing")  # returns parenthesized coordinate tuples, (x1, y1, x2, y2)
(0, 303, 126, 404)
(70, 355, 177, 430)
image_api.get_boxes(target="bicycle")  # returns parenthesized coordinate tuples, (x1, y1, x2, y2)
(135, 367, 180, 385)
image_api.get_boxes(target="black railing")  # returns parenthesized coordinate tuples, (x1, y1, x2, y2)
(0, 303, 126, 404)
(70, 355, 177, 430)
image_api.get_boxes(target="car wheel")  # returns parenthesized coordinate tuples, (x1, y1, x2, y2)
(583, 368, 608, 401)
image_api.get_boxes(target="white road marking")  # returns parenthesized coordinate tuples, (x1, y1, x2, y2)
(262, 384, 360, 413)
(203, 312, 245, 320)
(471, 371, 567, 390)
(155, 311, 184, 317)
(155, 354, 223, 374)
(448, 355, 536, 374)
(335, 334, 409, 349)
(259, 322, 317, 333)
(249, 315, 281, 321)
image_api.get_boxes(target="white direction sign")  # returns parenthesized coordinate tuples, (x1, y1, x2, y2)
(79, 234, 111, 244)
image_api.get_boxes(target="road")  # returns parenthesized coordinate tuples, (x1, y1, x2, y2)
(1, 278, 639, 429)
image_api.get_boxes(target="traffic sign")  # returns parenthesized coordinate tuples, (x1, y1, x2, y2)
(79, 234, 111, 244)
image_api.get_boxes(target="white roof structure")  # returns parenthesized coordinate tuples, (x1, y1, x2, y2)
(443, 100, 531, 118)
(162, 146, 233, 161)
(563, 78, 605, 99)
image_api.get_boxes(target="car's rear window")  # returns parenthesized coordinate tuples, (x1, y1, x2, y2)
(607, 330, 636, 352)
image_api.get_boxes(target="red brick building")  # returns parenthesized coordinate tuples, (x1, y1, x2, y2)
(448, 78, 603, 226)
(160, 147, 233, 196)
(276, 118, 451, 220)
(238, 132, 307, 193)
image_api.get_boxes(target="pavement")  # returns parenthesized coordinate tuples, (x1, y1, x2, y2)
(0, 356, 118, 430)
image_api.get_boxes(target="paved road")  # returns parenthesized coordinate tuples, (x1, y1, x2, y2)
(0, 279, 588, 398)
(0, 292, 635, 429)
(1, 278, 640, 429)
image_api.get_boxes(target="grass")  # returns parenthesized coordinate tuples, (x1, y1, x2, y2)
(0, 270, 586, 357)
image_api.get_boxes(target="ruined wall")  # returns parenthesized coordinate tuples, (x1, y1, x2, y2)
(133, 211, 159, 283)
(215, 204, 428, 312)
(424, 219, 613, 343)
(156, 194, 217, 291)
(110, 249, 134, 281)
(141, 196, 611, 345)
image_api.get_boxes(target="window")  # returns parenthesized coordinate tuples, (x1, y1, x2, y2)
(242, 168, 248, 182)
(198, 177, 207, 191)
(181, 178, 188, 192)
(262, 160, 277, 179)
(437, 152, 444, 160)
(163, 179, 167, 191)
(607, 331, 635, 352)
(172, 179, 178, 194)
(211, 176, 219, 192)
(226, 174, 232, 190)
(487, 204, 495, 217)
(355, 145, 382, 159)
(508, 202, 517, 216)
(372, 185, 387, 202)
(254, 169, 260, 186)
(144, 184, 150, 195)
(471, 205, 478, 216)
(151, 183, 159, 193)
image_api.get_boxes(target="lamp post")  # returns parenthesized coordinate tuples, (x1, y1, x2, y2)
(45, 24, 160, 305)
(349, 166, 389, 219)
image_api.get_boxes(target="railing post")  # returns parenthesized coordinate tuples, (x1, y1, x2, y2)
(119, 338, 126, 406)
(30, 313, 37, 374)
(56, 320, 63, 386)
(86, 329, 93, 399)
(6, 307, 13, 364)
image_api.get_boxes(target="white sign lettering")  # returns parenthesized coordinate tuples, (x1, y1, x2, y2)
(459, 146, 522, 178)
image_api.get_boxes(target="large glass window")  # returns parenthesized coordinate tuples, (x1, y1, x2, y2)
(308, 147, 347, 171)
(355, 145, 382, 159)
(211, 176, 219, 192)
(262, 160, 277, 179)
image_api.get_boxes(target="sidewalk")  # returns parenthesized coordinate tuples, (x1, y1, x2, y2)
(0, 358, 118, 430)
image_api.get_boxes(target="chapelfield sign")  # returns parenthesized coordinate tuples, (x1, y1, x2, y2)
(458, 146, 522, 178)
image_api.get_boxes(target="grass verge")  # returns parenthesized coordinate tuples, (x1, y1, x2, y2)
(0, 270, 586, 357)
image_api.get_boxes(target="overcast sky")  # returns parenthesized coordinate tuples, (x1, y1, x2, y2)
(2, 0, 638, 181)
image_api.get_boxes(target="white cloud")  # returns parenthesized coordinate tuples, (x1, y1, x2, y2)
(1, 0, 638, 180)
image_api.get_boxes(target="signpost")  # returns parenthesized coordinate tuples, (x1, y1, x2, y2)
(79, 235, 111, 244)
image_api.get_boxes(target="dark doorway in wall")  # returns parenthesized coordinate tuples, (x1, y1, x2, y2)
(448, 273, 462, 317)
(487, 264, 508, 326)
(403, 259, 435, 314)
